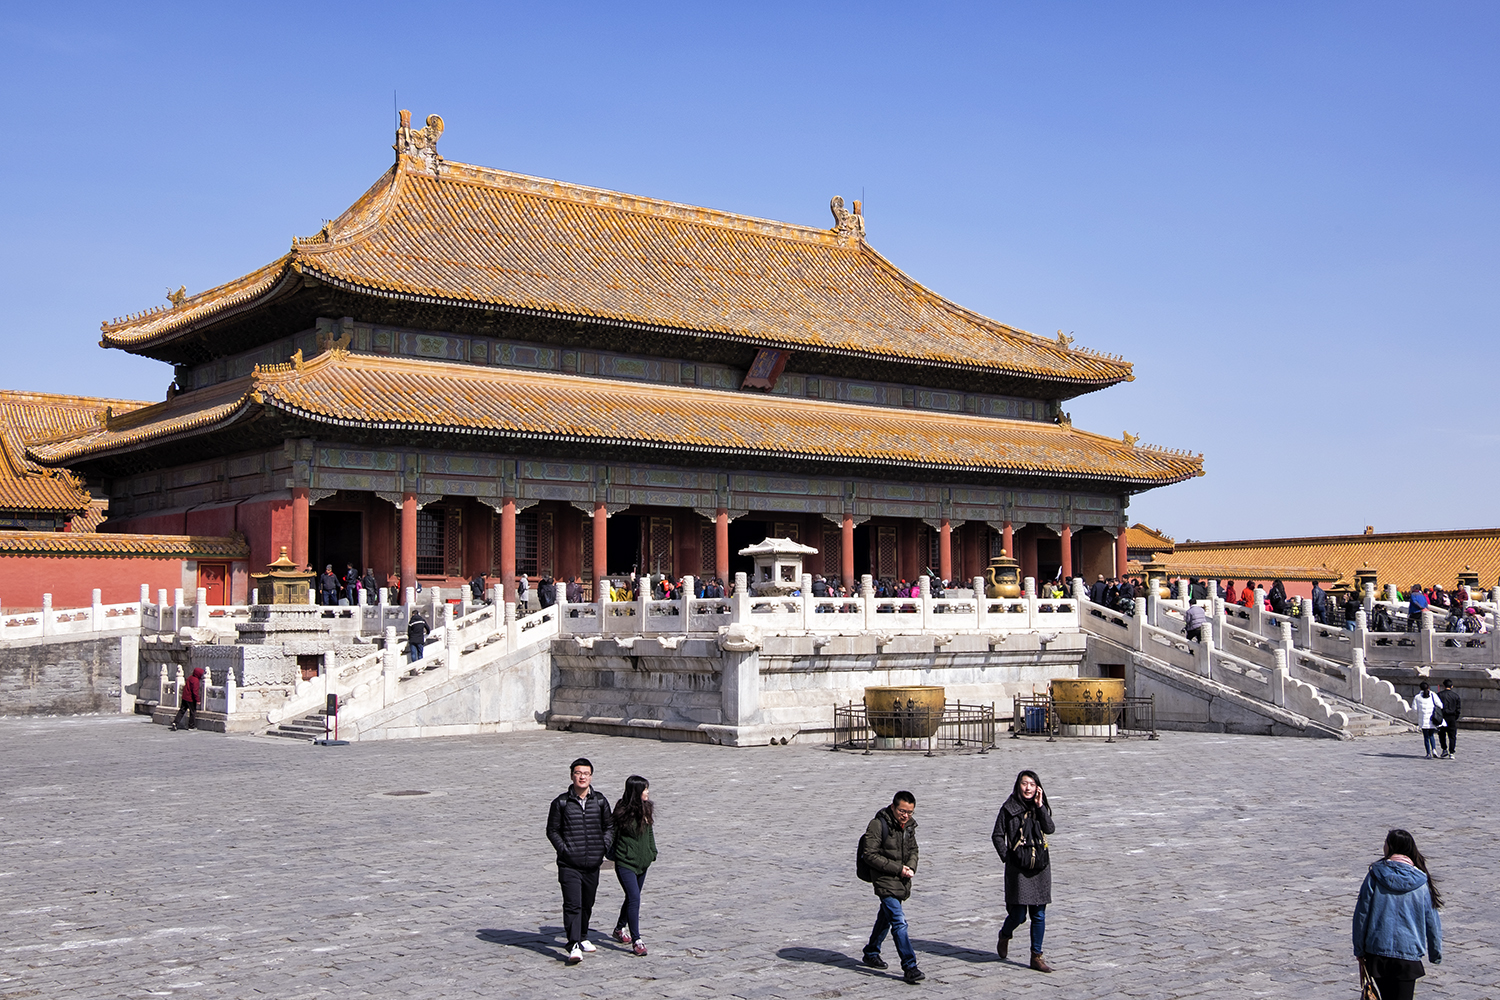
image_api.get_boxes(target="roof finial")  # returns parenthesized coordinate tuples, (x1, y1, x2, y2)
(829, 196, 865, 241)
(394, 110, 445, 172)
(167, 285, 187, 308)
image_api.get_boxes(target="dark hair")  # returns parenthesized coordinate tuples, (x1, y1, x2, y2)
(613, 775, 653, 835)
(569, 757, 593, 774)
(1419, 681, 1430, 693)
(1011, 769, 1048, 810)
(1442, 678, 1453, 688)
(1383, 829, 1441, 908)
(892, 790, 916, 808)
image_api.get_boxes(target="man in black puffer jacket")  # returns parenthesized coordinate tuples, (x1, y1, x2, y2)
(546, 757, 615, 964)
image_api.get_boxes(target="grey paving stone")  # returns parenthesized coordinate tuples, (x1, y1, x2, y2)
(0, 716, 1490, 998)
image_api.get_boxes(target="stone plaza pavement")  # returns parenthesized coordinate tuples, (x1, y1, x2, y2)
(1, 718, 1494, 1000)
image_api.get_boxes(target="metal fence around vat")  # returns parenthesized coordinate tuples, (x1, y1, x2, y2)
(832, 701, 997, 753)
(1010, 693, 1158, 742)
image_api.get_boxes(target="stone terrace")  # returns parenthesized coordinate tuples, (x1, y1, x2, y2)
(0, 719, 1492, 999)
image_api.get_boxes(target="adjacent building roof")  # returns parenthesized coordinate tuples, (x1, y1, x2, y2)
(0, 390, 147, 515)
(33, 349, 1203, 487)
(1125, 522, 1175, 555)
(1147, 528, 1500, 591)
(99, 118, 1133, 388)
(0, 530, 248, 558)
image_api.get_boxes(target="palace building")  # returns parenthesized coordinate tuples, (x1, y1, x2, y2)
(30, 112, 1202, 604)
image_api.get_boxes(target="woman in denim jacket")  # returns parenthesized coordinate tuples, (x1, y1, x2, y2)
(1352, 829, 1442, 1000)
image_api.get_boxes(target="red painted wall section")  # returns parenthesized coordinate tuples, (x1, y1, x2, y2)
(234, 497, 293, 574)
(185, 504, 237, 538)
(103, 511, 187, 535)
(0, 556, 187, 610)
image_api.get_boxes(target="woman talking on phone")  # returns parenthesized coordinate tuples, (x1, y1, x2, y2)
(991, 769, 1055, 973)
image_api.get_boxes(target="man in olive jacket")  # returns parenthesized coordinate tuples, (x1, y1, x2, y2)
(860, 791, 924, 983)
(546, 757, 614, 964)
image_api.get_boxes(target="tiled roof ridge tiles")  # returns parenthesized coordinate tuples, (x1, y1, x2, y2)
(0, 530, 250, 558)
(245, 350, 1199, 483)
(27, 378, 256, 466)
(100, 256, 299, 342)
(1177, 527, 1500, 548)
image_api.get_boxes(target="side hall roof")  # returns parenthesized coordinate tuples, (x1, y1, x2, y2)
(1166, 530, 1500, 592)
(99, 126, 1133, 388)
(0, 390, 148, 514)
(32, 349, 1202, 487)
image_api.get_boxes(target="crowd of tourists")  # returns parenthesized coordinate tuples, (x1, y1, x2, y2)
(540, 755, 1443, 994)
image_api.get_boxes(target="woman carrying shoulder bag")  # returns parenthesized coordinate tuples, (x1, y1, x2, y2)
(991, 769, 1055, 973)
(1353, 828, 1442, 1000)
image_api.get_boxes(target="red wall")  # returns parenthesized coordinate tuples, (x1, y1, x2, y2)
(0, 555, 187, 611)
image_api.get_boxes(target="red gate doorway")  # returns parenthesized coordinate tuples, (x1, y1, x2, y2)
(198, 562, 228, 605)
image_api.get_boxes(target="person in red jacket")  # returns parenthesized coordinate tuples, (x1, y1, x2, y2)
(170, 666, 205, 731)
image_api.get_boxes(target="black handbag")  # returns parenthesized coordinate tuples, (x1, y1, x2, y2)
(1011, 808, 1050, 873)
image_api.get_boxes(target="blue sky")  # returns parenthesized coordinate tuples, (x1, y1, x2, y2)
(1, 2, 1494, 541)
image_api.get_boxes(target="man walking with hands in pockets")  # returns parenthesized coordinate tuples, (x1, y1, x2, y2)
(547, 757, 614, 965)
(859, 790, 924, 984)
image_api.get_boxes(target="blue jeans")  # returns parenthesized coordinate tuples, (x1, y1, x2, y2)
(614, 865, 647, 940)
(1422, 728, 1439, 756)
(999, 903, 1046, 956)
(865, 896, 918, 971)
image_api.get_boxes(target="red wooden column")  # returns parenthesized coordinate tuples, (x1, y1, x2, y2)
(592, 501, 608, 593)
(501, 497, 517, 603)
(1019, 531, 1038, 583)
(715, 507, 729, 584)
(1002, 520, 1014, 558)
(938, 518, 952, 583)
(399, 491, 417, 595)
(1115, 530, 1128, 580)
(841, 513, 855, 590)
(1060, 523, 1073, 582)
(291, 487, 310, 570)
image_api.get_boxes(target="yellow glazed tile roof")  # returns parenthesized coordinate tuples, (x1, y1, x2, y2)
(0, 530, 248, 558)
(34, 350, 1202, 486)
(1125, 522, 1175, 553)
(100, 144, 1133, 386)
(0, 390, 148, 513)
(1151, 530, 1500, 590)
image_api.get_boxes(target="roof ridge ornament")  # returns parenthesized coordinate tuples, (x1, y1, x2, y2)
(829, 196, 865, 241)
(167, 285, 187, 308)
(395, 109, 445, 173)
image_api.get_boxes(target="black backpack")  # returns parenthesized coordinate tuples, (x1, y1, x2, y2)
(855, 813, 890, 882)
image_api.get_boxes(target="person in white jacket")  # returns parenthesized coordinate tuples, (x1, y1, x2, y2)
(1413, 681, 1445, 759)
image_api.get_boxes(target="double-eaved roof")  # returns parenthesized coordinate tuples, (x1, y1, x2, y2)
(34, 348, 1202, 487)
(100, 121, 1132, 389)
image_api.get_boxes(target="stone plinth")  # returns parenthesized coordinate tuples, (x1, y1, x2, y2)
(235, 604, 333, 650)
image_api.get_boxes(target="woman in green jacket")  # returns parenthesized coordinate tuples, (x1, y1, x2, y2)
(609, 775, 657, 956)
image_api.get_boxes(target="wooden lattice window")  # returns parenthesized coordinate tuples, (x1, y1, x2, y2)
(515, 510, 539, 577)
(822, 523, 841, 577)
(876, 526, 897, 579)
(990, 528, 1005, 559)
(648, 517, 674, 576)
(445, 506, 463, 577)
(774, 521, 800, 542)
(701, 521, 715, 577)
(416, 508, 445, 576)
(582, 518, 593, 579)
(538, 511, 554, 577)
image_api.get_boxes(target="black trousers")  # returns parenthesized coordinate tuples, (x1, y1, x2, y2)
(558, 863, 600, 946)
(1439, 716, 1459, 754)
(172, 700, 198, 729)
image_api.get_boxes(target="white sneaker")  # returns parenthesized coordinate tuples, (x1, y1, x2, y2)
(566, 944, 583, 965)
(578, 939, 597, 953)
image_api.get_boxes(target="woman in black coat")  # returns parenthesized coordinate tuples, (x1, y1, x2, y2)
(992, 769, 1055, 972)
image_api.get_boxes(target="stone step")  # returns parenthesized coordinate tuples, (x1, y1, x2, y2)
(266, 711, 333, 740)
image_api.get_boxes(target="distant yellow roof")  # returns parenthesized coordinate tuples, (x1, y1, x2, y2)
(100, 124, 1133, 388)
(0, 530, 248, 558)
(0, 390, 147, 514)
(34, 349, 1203, 486)
(1125, 522, 1175, 553)
(1145, 528, 1500, 589)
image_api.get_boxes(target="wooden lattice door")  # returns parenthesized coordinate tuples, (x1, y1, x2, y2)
(648, 517, 674, 576)
(876, 526, 897, 580)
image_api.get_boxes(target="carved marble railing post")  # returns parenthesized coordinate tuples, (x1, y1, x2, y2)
(734, 572, 751, 624)
(1349, 647, 1366, 704)
(1363, 583, 1376, 614)
(459, 587, 470, 620)
(173, 589, 185, 632)
(158, 589, 169, 633)
(974, 576, 988, 630)
(918, 575, 931, 630)
(1299, 598, 1314, 649)
(860, 574, 874, 630)
(1145, 576, 1159, 627)
(1177, 578, 1190, 605)
(195, 587, 208, 627)
(1279, 619, 1294, 657)
(1271, 648, 1288, 708)
(404, 587, 415, 608)
(801, 574, 815, 631)
(1133, 597, 1148, 648)
(682, 575, 695, 630)
(1023, 577, 1036, 628)
(306, 586, 315, 607)
(1385, 584, 1399, 603)
(443, 602, 458, 677)
(41, 593, 53, 636)
(1420, 608, 1435, 662)
(382, 626, 401, 702)
(430, 586, 442, 622)
(224, 666, 238, 716)
(91, 589, 103, 632)
(1199, 619, 1213, 677)
(504, 599, 518, 652)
